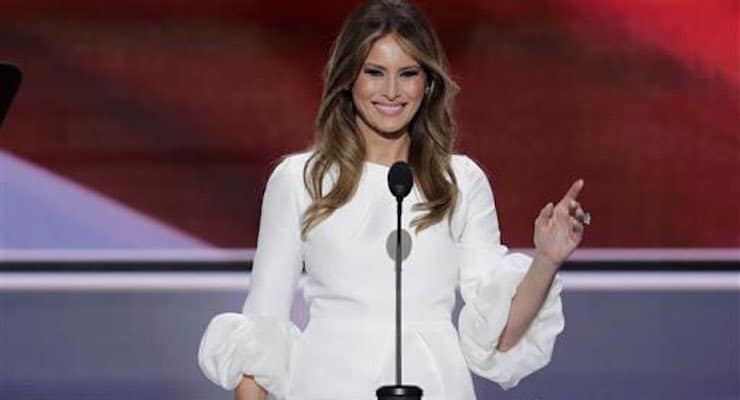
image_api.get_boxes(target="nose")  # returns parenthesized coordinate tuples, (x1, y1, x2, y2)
(382, 75, 400, 100)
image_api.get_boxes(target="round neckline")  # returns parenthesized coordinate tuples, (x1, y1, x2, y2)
(364, 160, 392, 170)
(361, 160, 418, 196)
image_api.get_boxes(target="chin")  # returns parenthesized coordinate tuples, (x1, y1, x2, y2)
(371, 118, 412, 135)
(375, 123, 410, 136)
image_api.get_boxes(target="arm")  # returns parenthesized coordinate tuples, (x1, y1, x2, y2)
(495, 254, 558, 351)
(498, 180, 588, 351)
(198, 155, 304, 398)
(455, 156, 570, 390)
(235, 375, 267, 400)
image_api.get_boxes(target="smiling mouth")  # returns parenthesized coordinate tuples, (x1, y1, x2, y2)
(373, 102, 406, 116)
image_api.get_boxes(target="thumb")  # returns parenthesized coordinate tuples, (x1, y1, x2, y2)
(537, 202, 554, 223)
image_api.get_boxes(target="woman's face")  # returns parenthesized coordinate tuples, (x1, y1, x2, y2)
(352, 34, 427, 138)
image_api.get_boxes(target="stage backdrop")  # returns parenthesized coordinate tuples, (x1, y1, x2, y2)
(1, 0, 738, 249)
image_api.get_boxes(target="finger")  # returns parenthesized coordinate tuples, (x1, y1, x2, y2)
(570, 216, 584, 233)
(568, 200, 581, 213)
(536, 202, 554, 226)
(570, 205, 592, 226)
(539, 202, 554, 219)
(570, 205, 585, 219)
(560, 179, 584, 205)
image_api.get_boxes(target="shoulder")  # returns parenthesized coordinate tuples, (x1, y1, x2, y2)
(450, 153, 490, 189)
(262, 150, 315, 199)
(268, 150, 313, 181)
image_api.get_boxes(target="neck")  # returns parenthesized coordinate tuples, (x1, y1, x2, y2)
(357, 118, 410, 167)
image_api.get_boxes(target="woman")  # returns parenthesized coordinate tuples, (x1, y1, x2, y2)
(198, 1, 590, 399)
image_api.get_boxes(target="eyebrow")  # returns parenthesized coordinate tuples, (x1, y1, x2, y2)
(364, 62, 422, 71)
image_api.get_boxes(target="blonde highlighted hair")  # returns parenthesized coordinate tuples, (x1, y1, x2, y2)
(301, 0, 460, 239)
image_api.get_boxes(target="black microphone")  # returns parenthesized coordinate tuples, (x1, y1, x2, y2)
(388, 161, 413, 199)
(377, 161, 423, 400)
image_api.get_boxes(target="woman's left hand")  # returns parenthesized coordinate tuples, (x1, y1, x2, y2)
(533, 179, 590, 270)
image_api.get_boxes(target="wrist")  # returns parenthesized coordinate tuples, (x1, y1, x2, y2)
(533, 251, 561, 273)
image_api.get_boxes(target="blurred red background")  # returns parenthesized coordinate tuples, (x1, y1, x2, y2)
(1, 0, 738, 248)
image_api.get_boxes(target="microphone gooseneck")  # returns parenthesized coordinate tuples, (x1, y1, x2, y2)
(376, 161, 423, 400)
(388, 161, 412, 385)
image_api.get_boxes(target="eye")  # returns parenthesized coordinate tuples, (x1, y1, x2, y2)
(400, 70, 420, 78)
(363, 68, 383, 77)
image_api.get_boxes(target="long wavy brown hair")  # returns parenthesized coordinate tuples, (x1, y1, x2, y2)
(301, 0, 460, 239)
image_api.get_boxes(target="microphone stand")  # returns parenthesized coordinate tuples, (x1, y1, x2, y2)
(376, 162, 423, 400)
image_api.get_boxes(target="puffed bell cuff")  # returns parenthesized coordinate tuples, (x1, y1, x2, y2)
(458, 253, 565, 390)
(197, 312, 300, 396)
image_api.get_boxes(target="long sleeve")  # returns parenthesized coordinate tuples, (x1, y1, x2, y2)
(198, 156, 304, 397)
(455, 156, 565, 390)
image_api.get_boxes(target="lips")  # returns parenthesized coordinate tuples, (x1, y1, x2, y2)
(373, 102, 405, 116)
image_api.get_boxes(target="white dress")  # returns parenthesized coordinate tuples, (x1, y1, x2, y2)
(198, 152, 565, 400)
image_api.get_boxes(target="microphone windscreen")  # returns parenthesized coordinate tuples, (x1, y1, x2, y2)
(388, 161, 413, 199)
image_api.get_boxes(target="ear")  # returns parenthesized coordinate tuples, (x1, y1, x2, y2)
(425, 79, 435, 95)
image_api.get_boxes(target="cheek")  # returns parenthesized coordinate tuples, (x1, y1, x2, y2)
(352, 77, 376, 102)
(402, 80, 425, 101)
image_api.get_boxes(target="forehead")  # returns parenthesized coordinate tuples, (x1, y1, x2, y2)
(365, 35, 419, 67)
